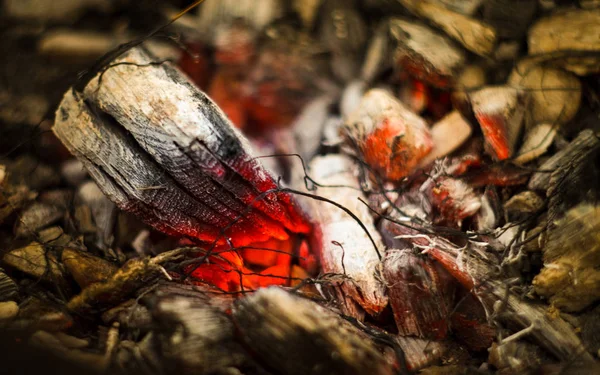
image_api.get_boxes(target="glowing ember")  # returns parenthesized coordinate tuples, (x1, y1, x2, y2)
(185, 236, 315, 292)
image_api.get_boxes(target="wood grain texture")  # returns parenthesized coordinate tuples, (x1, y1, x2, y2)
(53, 46, 310, 246)
(233, 287, 392, 375)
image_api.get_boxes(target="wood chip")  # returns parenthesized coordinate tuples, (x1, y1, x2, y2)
(508, 65, 581, 128)
(420, 111, 472, 165)
(394, 336, 448, 371)
(404, 0, 497, 56)
(513, 123, 556, 165)
(390, 18, 466, 88)
(61, 248, 118, 289)
(342, 88, 432, 180)
(3, 242, 67, 285)
(383, 249, 453, 339)
(0, 184, 37, 225)
(0, 301, 19, 320)
(528, 8, 600, 75)
(533, 205, 600, 312)
(66, 247, 187, 314)
(488, 341, 549, 373)
(470, 86, 526, 160)
(233, 287, 392, 375)
(14, 202, 64, 238)
(503, 191, 544, 221)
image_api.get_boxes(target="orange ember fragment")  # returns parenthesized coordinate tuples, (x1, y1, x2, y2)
(399, 57, 452, 89)
(242, 237, 293, 268)
(476, 114, 510, 160)
(363, 118, 433, 181)
(188, 235, 314, 293)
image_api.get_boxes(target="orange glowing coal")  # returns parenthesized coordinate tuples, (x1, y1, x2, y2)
(184, 236, 317, 293)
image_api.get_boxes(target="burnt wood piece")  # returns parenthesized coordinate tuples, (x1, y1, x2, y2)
(341, 88, 432, 181)
(303, 154, 388, 317)
(470, 85, 526, 161)
(149, 295, 248, 375)
(399, 0, 497, 57)
(389, 18, 465, 88)
(528, 129, 599, 193)
(533, 204, 600, 312)
(383, 249, 453, 340)
(53, 46, 310, 247)
(424, 237, 594, 362)
(232, 287, 392, 375)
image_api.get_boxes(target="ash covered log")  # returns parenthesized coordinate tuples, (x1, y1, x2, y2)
(233, 287, 392, 375)
(53, 46, 310, 247)
(303, 154, 387, 318)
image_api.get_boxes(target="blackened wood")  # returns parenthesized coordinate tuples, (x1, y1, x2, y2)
(54, 46, 310, 247)
(233, 287, 392, 375)
(528, 130, 599, 193)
